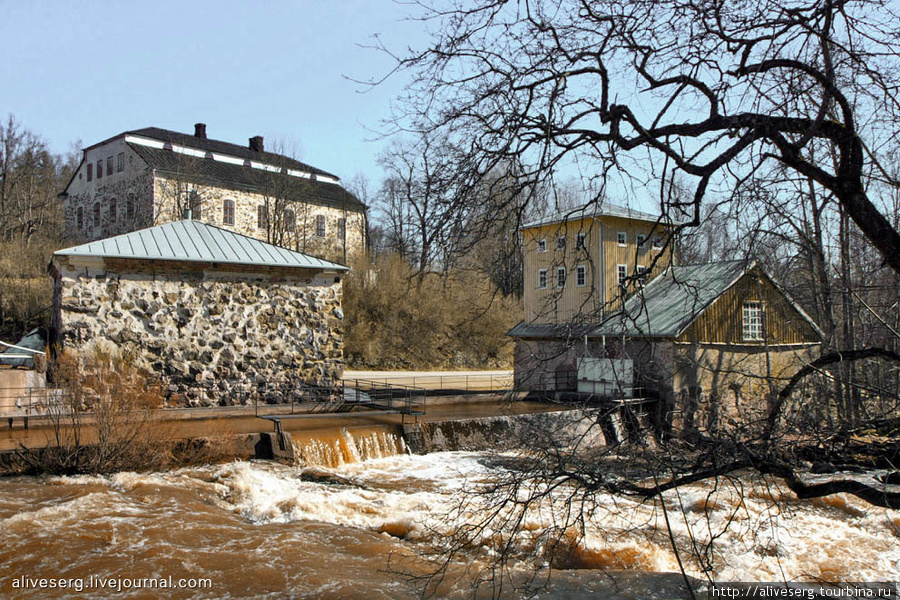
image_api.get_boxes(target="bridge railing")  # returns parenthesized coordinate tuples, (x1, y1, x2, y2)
(248, 379, 427, 417)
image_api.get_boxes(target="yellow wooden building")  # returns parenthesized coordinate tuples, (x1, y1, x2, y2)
(520, 203, 673, 324)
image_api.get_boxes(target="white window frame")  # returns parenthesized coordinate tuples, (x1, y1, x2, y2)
(576, 232, 586, 249)
(617, 264, 627, 288)
(742, 301, 764, 342)
(556, 267, 566, 288)
(536, 238, 547, 253)
(652, 236, 662, 249)
(576, 264, 587, 287)
(617, 231, 627, 246)
(538, 269, 548, 289)
(315, 214, 326, 237)
(636, 233, 646, 248)
(556, 235, 566, 250)
(636, 265, 647, 284)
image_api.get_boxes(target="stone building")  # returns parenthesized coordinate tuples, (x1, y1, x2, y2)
(59, 124, 366, 265)
(50, 219, 348, 406)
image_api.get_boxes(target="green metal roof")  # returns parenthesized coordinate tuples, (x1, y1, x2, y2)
(597, 260, 749, 337)
(53, 219, 349, 272)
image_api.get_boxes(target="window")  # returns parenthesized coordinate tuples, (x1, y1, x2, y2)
(107, 156, 113, 176)
(96, 160, 102, 179)
(117, 152, 124, 172)
(315, 214, 326, 237)
(87, 163, 93, 181)
(93, 203, 101, 228)
(743, 302, 764, 341)
(536, 239, 547, 253)
(338, 217, 346, 239)
(109, 199, 117, 222)
(576, 232, 586, 249)
(617, 231, 626, 246)
(576, 264, 587, 287)
(126, 200, 135, 221)
(617, 264, 627, 288)
(76, 207, 83, 230)
(556, 235, 566, 250)
(636, 234, 646, 248)
(189, 192, 202, 219)
(257, 205, 268, 229)
(652, 236, 662, 249)
(636, 265, 647, 283)
(556, 267, 566, 288)
(223, 199, 235, 225)
(538, 269, 548, 289)
(284, 209, 296, 230)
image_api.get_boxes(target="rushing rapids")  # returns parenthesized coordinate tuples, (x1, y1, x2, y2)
(1, 416, 898, 598)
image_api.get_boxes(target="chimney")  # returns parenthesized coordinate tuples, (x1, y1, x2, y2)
(249, 136, 264, 153)
(194, 123, 207, 139)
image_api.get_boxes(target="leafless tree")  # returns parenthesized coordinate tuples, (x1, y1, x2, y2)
(374, 0, 900, 592)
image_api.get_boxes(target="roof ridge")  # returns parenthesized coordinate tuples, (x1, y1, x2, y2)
(125, 126, 339, 180)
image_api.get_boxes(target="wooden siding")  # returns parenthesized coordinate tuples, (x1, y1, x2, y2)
(678, 267, 820, 345)
(522, 215, 671, 323)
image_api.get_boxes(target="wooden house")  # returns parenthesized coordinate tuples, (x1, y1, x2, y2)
(510, 204, 822, 432)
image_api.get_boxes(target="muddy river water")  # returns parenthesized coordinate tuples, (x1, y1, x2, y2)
(1, 416, 898, 598)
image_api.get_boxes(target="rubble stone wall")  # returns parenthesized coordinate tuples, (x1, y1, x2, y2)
(51, 256, 344, 407)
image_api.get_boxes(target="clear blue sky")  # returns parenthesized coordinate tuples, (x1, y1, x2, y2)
(0, 1, 425, 187)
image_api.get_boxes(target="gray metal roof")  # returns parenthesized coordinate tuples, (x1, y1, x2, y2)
(522, 201, 665, 230)
(54, 219, 349, 271)
(596, 260, 748, 337)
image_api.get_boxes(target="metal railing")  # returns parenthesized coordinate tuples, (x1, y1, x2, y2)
(249, 379, 427, 417)
(341, 372, 514, 394)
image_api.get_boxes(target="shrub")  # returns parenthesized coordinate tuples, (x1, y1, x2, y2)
(343, 254, 521, 369)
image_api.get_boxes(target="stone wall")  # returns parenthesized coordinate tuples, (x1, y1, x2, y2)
(51, 256, 345, 407)
(154, 177, 366, 265)
(63, 142, 156, 242)
(670, 342, 819, 433)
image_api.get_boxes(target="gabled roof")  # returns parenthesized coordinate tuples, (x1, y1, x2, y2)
(509, 260, 822, 340)
(53, 220, 349, 272)
(596, 260, 749, 337)
(129, 144, 365, 213)
(522, 201, 665, 230)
